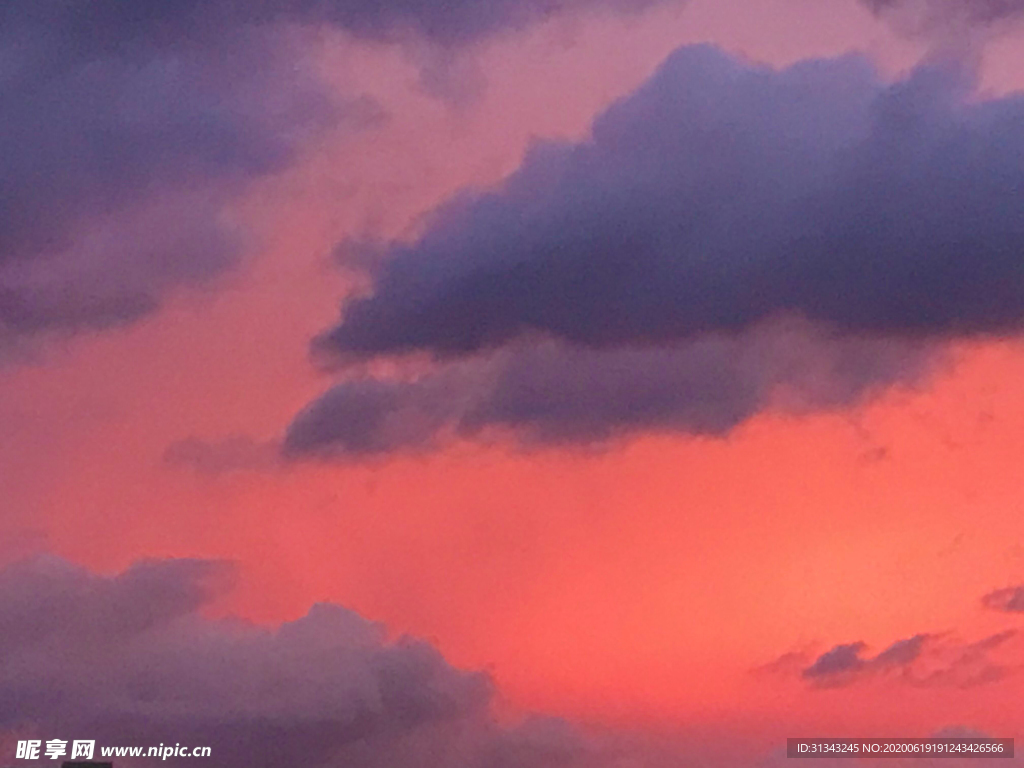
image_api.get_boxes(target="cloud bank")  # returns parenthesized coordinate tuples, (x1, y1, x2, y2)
(0, 556, 566, 768)
(288, 43, 1024, 459)
(0, 555, 746, 768)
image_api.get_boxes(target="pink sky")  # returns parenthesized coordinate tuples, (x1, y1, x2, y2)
(3, 0, 1024, 763)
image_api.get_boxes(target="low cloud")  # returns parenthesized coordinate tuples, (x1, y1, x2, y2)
(0, 556, 484, 767)
(1, 3, 362, 345)
(1, 557, 1015, 766)
(0, 555, 753, 768)
(791, 631, 1019, 689)
(2, 0, 667, 349)
(321, 46, 1024, 360)
(288, 44, 1024, 459)
(981, 585, 1024, 613)
(860, 0, 1024, 32)
(285, 320, 937, 459)
(802, 642, 871, 680)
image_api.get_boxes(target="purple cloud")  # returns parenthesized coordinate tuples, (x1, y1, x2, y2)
(0, 556, 490, 767)
(0, 8, 359, 345)
(284, 321, 936, 458)
(982, 585, 1024, 613)
(802, 642, 869, 681)
(283, 44, 1024, 459)
(322, 46, 1024, 362)
(1, 0, 669, 56)
(1, 557, 1014, 767)
(0, 555, 750, 768)
(860, 0, 1024, 29)
(2, 0, 667, 349)
(794, 631, 1018, 689)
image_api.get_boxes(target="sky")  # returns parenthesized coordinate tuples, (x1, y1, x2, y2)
(3, 0, 1024, 765)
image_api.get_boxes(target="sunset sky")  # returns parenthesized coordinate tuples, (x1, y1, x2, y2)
(3, 0, 1024, 765)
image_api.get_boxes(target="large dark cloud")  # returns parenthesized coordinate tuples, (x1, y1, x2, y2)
(284, 44, 1024, 459)
(321, 46, 1024, 361)
(0, 556, 716, 768)
(1, 0, 663, 347)
(0, 556, 485, 767)
(1, 5, 335, 342)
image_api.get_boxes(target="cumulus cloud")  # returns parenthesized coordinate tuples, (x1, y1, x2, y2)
(0, 556, 732, 768)
(287, 44, 1024, 459)
(0, 6, 343, 343)
(322, 46, 1024, 360)
(1, 0, 665, 348)
(287, 43, 1022, 459)
(793, 631, 1019, 689)
(0, 556, 486, 767)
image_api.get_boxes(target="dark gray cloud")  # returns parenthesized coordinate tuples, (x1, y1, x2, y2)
(0, 556, 716, 768)
(1, 6, 346, 341)
(285, 44, 1024, 459)
(860, 0, 1024, 30)
(284, 372, 468, 458)
(0, 556, 490, 767)
(284, 322, 936, 458)
(0, 557, 233, 658)
(1, 0, 666, 60)
(795, 631, 1017, 689)
(800, 634, 928, 683)
(982, 585, 1024, 613)
(2, 0, 662, 345)
(802, 642, 869, 680)
(872, 633, 930, 667)
(320, 46, 1024, 361)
